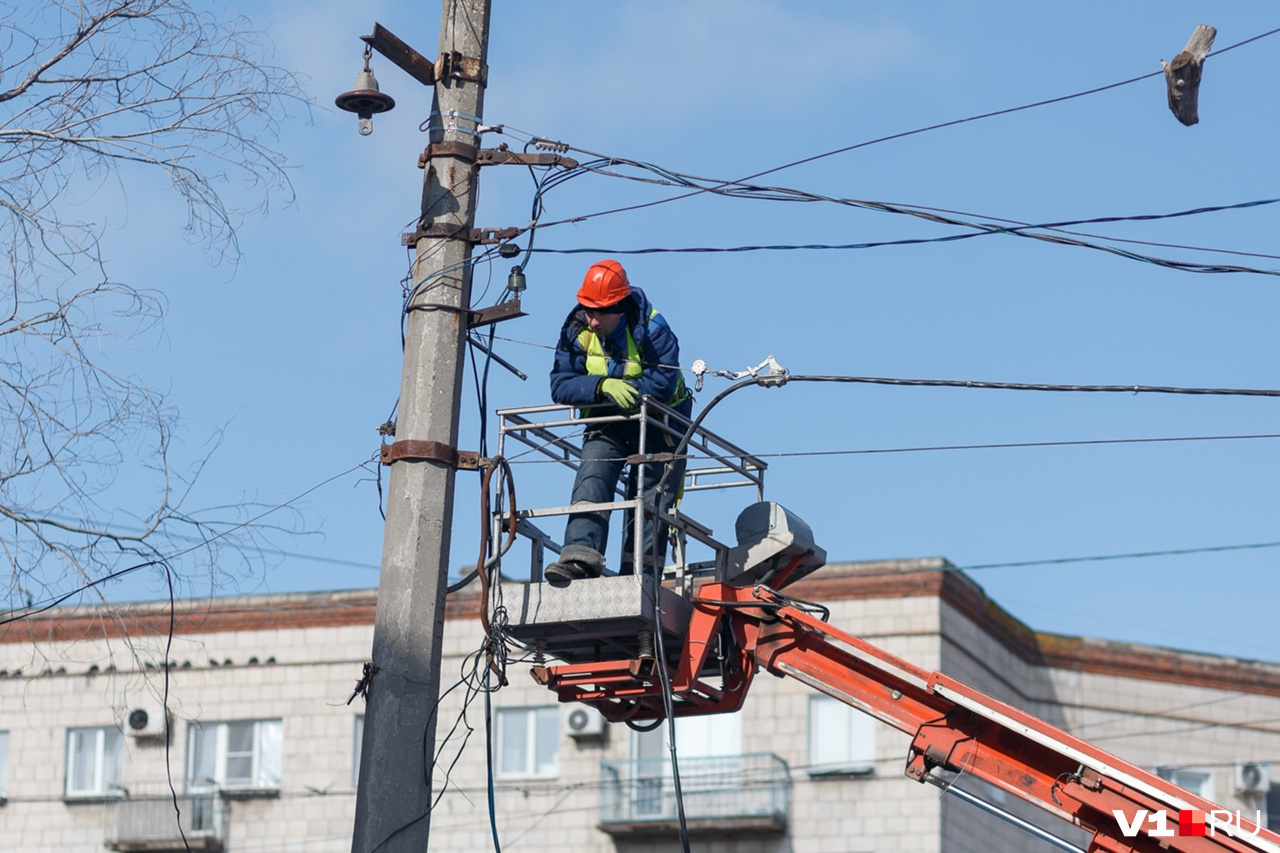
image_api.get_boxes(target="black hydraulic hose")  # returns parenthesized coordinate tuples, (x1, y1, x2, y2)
(651, 376, 764, 496)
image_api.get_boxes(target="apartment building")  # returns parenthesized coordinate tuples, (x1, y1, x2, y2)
(1, 559, 1278, 852)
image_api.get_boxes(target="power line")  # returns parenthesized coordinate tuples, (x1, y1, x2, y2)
(1213, 24, 1280, 57)
(957, 541, 1280, 572)
(533, 148, 1280, 275)
(892, 201, 1280, 264)
(0, 560, 162, 627)
(1089, 713, 1280, 743)
(504, 433, 1280, 467)
(482, 333, 1280, 401)
(510, 26, 1280, 232)
(784, 373, 1280, 397)
(483, 357, 1280, 575)
(1071, 695, 1266, 737)
(750, 433, 1280, 459)
(527, 195, 1280, 277)
(252, 550, 379, 571)
(502, 26, 1280, 280)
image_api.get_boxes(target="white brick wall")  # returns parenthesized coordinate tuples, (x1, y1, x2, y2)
(1, 571, 1278, 853)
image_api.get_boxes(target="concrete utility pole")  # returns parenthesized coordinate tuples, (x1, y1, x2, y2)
(351, 1, 491, 851)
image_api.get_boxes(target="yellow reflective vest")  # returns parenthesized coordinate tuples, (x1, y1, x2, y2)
(575, 308, 688, 410)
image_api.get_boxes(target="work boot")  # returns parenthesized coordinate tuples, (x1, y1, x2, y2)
(544, 545, 606, 583)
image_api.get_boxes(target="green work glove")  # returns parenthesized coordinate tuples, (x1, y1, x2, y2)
(600, 378, 639, 408)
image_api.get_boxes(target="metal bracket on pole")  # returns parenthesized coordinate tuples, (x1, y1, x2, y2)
(362, 23, 438, 88)
(436, 50, 488, 86)
(475, 147, 580, 170)
(401, 223, 523, 246)
(468, 300, 527, 327)
(361, 25, 487, 89)
(404, 298, 527, 327)
(418, 144, 577, 171)
(418, 141, 479, 168)
(403, 222, 468, 244)
(473, 226, 524, 244)
(379, 439, 481, 470)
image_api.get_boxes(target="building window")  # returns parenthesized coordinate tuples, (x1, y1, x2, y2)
(353, 716, 364, 786)
(0, 730, 9, 801)
(1155, 766, 1216, 802)
(187, 720, 283, 791)
(673, 708, 742, 760)
(632, 710, 745, 804)
(808, 694, 876, 776)
(497, 707, 558, 778)
(65, 726, 124, 798)
(616, 710, 784, 823)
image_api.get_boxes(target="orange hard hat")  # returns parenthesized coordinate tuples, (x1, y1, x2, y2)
(577, 259, 631, 308)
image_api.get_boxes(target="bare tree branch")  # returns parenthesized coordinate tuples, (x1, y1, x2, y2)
(0, 0, 312, 607)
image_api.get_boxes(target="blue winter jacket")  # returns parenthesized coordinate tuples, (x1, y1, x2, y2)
(549, 286, 689, 414)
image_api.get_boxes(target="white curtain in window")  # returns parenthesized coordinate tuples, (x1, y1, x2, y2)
(69, 729, 96, 793)
(533, 708, 558, 776)
(674, 709, 742, 759)
(808, 694, 875, 771)
(499, 709, 528, 775)
(105, 729, 123, 791)
(187, 724, 219, 789)
(256, 720, 283, 787)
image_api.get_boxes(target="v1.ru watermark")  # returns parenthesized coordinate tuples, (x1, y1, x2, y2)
(1113, 808, 1264, 838)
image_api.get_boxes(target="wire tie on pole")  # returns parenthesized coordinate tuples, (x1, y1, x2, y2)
(347, 662, 379, 705)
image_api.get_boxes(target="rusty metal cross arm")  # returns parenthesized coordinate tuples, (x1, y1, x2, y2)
(361, 22, 489, 88)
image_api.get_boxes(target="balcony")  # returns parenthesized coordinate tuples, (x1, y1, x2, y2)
(599, 753, 789, 836)
(104, 791, 227, 852)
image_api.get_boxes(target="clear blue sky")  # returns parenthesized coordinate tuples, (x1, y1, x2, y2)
(98, 2, 1279, 663)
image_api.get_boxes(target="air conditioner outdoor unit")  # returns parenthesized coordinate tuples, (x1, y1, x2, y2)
(1235, 762, 1271, 795)
(563, 705, 606, 738)
(125, 705, 168, 739)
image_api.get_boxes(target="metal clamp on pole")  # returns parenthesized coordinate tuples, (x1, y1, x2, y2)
(436, 50, 487, 85)
(379, 439, 481, 470)
(418, 140, 479, 168)
(403, 299, 527, 328)
(401, 223, 522, 246)
(403, 223, 470, 245)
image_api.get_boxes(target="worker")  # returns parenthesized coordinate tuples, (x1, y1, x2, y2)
(543, 259, 693, 582)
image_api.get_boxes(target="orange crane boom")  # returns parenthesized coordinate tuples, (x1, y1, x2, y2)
(534, 582, 1280, 853)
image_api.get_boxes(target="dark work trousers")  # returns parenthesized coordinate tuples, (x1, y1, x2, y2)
(562, 413, 689, 575)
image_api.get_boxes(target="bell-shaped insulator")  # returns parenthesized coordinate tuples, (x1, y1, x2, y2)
(335, 64, 396, 136)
